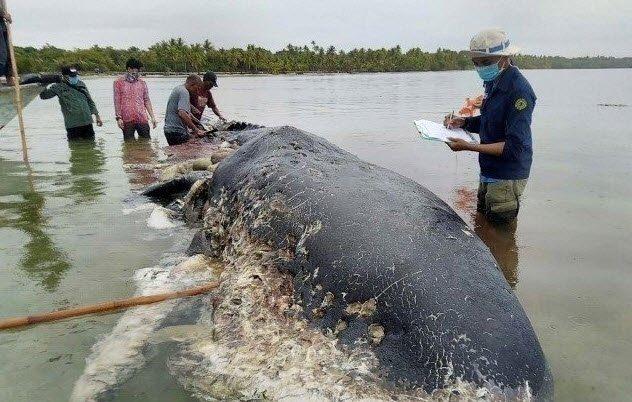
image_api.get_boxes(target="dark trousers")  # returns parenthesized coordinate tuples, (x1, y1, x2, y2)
(0, 27, 11, 77)
(66, 124, 95, 141)
(122, 122, 151, 141)
(164, 130, 190, 146)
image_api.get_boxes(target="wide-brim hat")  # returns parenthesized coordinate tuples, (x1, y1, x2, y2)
(464, 28, 521, 58)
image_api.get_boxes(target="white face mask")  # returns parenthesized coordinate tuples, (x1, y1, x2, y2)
(126, 72, 139, 82)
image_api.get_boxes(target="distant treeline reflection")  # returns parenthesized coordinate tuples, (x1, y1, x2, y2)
(15, 38, 632, 74)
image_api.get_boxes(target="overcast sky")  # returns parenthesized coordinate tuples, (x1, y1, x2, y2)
(6, 0, 631, 57)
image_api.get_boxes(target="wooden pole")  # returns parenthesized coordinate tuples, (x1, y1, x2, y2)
(0, 281, 220, 331)
(2, 0, 29, 163)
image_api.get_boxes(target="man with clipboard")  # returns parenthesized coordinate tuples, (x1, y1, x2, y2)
(445, 29, 536, 223)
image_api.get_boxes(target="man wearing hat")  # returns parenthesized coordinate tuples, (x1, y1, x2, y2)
(190, 71, 226, 123)
(40, 66, 103, 140)
(445, 29, 536, 223)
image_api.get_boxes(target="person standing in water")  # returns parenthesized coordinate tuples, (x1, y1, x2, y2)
(40, 66, 103, 140)
(113, 58, 157, 141)
(444, 29, 536, 223)
(0, 1, 14, 86)
(163, 74, 205, 145)
(190, 71, 227, 123)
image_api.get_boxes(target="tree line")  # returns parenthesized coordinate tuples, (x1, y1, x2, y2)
(14, 38, 632, 75)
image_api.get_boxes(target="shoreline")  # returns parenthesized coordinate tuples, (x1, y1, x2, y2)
(17, 66, 632, 79)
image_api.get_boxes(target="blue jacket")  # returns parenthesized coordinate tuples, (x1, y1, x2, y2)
(464, 66, 536, 180)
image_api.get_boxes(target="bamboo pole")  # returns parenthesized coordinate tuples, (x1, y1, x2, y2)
(2, 0, 29, 163)
(0, 281, 220, 331)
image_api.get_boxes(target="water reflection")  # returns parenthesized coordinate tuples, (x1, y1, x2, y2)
(65, 139, 107, 203)
(472, 212, 519, 287)
(121, 138, 160, 188)
(0, 159, 71, 291)
(453, 186, 520, 287)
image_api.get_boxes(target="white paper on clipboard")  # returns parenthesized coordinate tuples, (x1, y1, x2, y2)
(413, 119, 476, 143)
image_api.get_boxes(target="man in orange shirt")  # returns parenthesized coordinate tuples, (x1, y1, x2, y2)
(190, 71, 226, 123)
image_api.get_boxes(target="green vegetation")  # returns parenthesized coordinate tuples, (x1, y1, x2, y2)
(14, 38, 632, 74)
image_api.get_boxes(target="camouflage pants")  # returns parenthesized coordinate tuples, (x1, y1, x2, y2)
(477, 179, 528, 223)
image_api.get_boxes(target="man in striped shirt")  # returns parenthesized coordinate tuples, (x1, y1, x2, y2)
(113, 58, 157, 140)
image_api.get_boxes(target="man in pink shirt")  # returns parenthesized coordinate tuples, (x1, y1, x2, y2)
(113, 58, 157, 140)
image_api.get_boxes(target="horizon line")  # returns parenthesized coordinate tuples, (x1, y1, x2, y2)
(13, 39, 632, 60)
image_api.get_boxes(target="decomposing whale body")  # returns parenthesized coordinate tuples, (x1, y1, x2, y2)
(178, 125, 553, 400)
(74, 125, 552, 401)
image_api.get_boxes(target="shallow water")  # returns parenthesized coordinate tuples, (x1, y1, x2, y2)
(0, 70, 630, 401)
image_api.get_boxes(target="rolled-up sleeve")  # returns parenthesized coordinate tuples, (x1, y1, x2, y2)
(501, 91, 536, 161)
(177, 86, 191, 113)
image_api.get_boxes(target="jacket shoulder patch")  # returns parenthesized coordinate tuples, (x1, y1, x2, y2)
(515, 98, 528, 111)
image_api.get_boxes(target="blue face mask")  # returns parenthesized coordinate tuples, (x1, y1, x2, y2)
(476, 62, 502, 82)
(68, 76, 80, 85)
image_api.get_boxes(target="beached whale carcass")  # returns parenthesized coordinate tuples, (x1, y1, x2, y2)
(182, 125, 553, 399)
